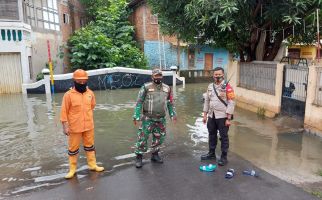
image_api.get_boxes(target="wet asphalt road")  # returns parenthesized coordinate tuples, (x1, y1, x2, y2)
(11, 149, 318, 200)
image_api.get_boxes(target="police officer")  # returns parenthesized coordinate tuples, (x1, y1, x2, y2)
(133, 68, 177, 168)
(201, 67, 235, 166)
(60, 69, 104, 179)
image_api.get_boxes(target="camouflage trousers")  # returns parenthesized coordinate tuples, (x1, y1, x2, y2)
(134, 118, 166, 155)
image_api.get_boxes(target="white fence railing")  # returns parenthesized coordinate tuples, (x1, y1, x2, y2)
(22, 67, 185, 94)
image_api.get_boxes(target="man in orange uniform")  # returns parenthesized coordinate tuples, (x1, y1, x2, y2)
(60, 69, 104, 179)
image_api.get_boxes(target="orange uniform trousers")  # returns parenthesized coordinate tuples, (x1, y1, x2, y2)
(68, 129, 95, 156)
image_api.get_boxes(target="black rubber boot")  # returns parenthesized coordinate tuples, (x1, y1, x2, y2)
(151, 152, 163, 163)
(135, 154, 143, 168)
(218, 153, 228, 166)
(201, 151, 216, 161)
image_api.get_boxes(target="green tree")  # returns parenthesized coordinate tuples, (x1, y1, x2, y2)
(69, 0, 147, 70)
(79, 0, 110, 18)
(148, 0, 322, 61)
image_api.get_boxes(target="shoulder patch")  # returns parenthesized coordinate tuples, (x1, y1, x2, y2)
(226, 84, 234, 91)
(226, 84, 235, 100)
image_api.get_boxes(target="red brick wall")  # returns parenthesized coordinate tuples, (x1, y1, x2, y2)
(144, 6, 159, 41)
(58, 0, 86, 71)
(130, 4, 145, 48)
(130, 3, 179, 46)
(59, 0, 86, 43)
(59, 4, 72, 43)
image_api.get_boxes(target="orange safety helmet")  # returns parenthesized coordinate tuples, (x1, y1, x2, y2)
(73, 69, 88, 80)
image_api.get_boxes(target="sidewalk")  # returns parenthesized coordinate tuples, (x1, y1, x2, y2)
(12, 150, 318, 200)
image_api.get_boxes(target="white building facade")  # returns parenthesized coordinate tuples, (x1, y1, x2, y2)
(0, 0, 86, 93)
(0, 0, 33, 93)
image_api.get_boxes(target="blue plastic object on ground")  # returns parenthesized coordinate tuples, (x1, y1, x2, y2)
(199, 164, 217, 172)
(243, 170, 259, 177)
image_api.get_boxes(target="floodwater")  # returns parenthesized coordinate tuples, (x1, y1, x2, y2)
(0, 83, 321, 197)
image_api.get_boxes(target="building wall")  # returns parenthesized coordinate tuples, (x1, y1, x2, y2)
(130, 2, 230, 71)
(59, 0, 86, 72)
(0, 22, 32, 85)
(0, 0, 86, 91)
(144, 41, 187, 69)
(130, 3, 180, 44)
(30, 30, 63, 78)
(59, 0, 86, 42)
(130, 2, 185, 68)
(0, 0, 21, 20)
(21, 0, 87, 78)
(60, 2, 73, 42)
(129, 3, 145, 48)
(194, 47, 229, 71)
(304, 64, 322, 137)
(289, 45, 317, 60)
(228, 62, 284, 118)
(228, 60, 322, 136)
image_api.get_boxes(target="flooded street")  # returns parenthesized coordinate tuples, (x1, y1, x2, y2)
(0, 83, 322, 197)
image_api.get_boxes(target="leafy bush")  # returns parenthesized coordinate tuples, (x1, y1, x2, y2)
(69, 0, 147, 70)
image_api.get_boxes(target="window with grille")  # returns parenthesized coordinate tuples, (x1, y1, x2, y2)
(23, 0, 60, 31)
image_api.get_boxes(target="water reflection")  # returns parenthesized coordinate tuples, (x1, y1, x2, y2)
(188, 108, 322, 184)
(0, 83, 321, 197)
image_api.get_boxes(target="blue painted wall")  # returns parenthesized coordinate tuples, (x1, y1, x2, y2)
(144, 41, 187, 70)
(144, 41, 228, 71)
(195, 46, 229, 71)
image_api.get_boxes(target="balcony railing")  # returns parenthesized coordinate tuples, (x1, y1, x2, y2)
(0, 21, 31, 43)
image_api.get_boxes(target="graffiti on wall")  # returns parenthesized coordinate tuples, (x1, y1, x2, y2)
(97, 73, 147, 90)
(26, 71, 177, 94)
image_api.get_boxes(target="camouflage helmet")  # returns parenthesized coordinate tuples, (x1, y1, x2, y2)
(152, 68, 163, 75)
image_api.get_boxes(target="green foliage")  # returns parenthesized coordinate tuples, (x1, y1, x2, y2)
(57, 44, 67, 60)
(311, 191, 322, 199)
(69, 0, 147, 70)
(257, 107, 266, 119)
(36, 73, 44, 81)
(148, 0, 322, 61)
(317, 169, 322, 176)
(79, 0, 110, 18)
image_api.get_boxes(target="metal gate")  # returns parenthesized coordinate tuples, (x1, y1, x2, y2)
(281, 65, 308, 118)
(0, 53, 22, 93)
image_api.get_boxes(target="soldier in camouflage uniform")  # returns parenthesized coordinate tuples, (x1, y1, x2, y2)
(133, 68, 176, 168)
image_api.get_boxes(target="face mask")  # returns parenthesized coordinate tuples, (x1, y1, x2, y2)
(153, 78, 162, 85)
(214, 76, 224, 82)
(74, 81, 87, 93)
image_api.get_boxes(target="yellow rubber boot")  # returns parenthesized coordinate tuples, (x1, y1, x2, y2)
(86, 151, 104, 172)
(65, 155, 78, 179)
